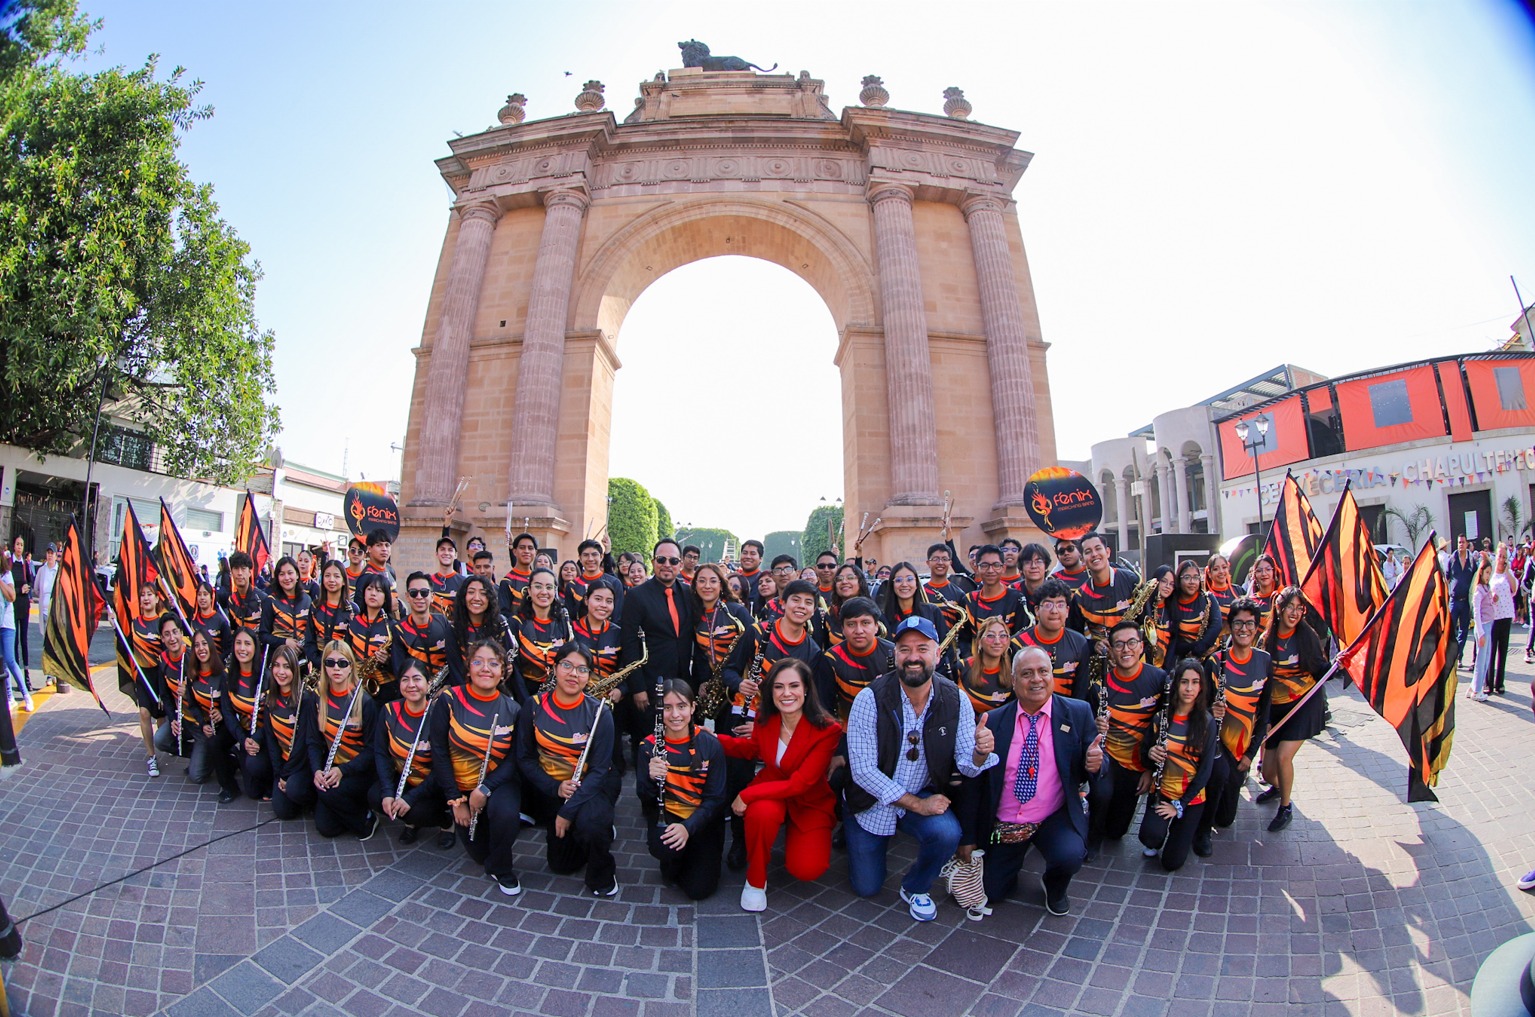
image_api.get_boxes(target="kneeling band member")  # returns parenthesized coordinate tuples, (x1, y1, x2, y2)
(262, 646, 316, 820)
(1087, 621, 1166, 855)
(374, 661, 454, 848)
(430, 640, 523, 894)
(1137, 658, 1219, 872)
(637, 680, 728, 900)
(515, 643, 621, 898)
(305, 641, 381, 840)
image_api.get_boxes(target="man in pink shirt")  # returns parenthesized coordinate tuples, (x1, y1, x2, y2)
(974, 646, 1104, 916)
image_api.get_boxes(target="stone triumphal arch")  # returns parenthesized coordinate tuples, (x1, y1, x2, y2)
(399, 64, 1058, 563)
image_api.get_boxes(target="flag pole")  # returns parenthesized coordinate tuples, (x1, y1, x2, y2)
(106, 607, 161, 709)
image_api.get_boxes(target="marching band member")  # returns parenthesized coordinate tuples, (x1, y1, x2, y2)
(121, 584, 165, 777)
(260, 556, 312, 660)
(1256, 587, 1328, 832)
(1148, 566, 1176, 666)
(1086, 621, 1167, 859)
(430, 536, 464, 616)
(430, 641, 523, 894)
(510, 567, 570, 699)
(373, 660, 454, 847)
(736, 540, 766, 606)
(192, 581, 233, 657)
(150, 614, 188, 763)
(998, 538, 1025, 587)
(1051, 537, 1090, 592)
(187, 627, 241, 803)
(717, 658, 842, 913)
(296, 547, 321, 601)
(814, 597, 894, 725)
(1165, 561, 1222, 663)
(305, 560, 353, 675)
(1072, 532, 1142, 652)
(305, 641, 380, 840)
(219, 550, 267, 635)
(823, 564, 873, 648)
(393, 572, 450, 688)
(1015, 579, 1093, 701)
(361, 529, 395, 593)
(1245, 554, 1279, 633)
(264, 646, 317, 820)
(966, 546, 1031, 644)
(348, 573, 396, 701)
(973, 646, 1103, 917)
(470, 549, 496, 581)
(1138, 658, 1219, 871)
(515, 644, 620, 898)
(1204, 553, 1244, 629)
(922, 543, 974, 640)
(874, 562, 941, 639)
(959, 616, 1015, 714)
(1015, 543, 1053, 615)
(679, 545, 701, 586)
(221, 626, 269, 801)
(567, 539, 624, 622)
(843, 617, 996, 923)
(812, 550, 839, 600)
(342, 536, 367, 594)
(498, 532, 539, 618)
(753, 572, 783, 625)
(573, 582, 623, 692)
(689, 564, 754, 717)
(1194, 599, 1272, 855)
(446, 575, 516, 695)
(637, 680, 728, 900)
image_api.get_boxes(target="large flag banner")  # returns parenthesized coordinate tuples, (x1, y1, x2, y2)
(41, 517, 108, 714)
(235, 490, 271, 576)
(1300, 483, 1390, 649)
(155, 499, 201, 621)
(1263, 470, 1325, 588)
(114, 500, 161, 652)
(1340, 535, 1457, 802)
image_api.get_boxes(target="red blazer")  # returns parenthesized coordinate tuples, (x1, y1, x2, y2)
(718, 714, 843, 819)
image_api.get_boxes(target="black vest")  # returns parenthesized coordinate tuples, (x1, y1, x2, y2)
(844, 673, 963, 816)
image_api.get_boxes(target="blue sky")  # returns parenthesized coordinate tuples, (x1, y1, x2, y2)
(77, 1, 1535, 538)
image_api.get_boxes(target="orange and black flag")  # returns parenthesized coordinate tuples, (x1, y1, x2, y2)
(1263, 470, 1325, 588)
(1300, 483, 1389, 649)
(42, 517, 108, 715)
(156, 499, 201, 620)
(114, 500, 161, 633)
(235, 490, 271, 577)
(1339, 535, 1457, 802)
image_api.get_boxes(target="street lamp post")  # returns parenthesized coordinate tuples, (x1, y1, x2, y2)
(1234, 417, 1271, 536)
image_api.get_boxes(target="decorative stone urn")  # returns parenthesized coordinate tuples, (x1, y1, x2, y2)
(497, 93, 526, 125)
(942, 86, 971, 120)
(859, 75, 889, 108)
(575, 80, 605, 112)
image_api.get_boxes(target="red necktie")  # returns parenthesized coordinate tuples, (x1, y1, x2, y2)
(664, 586, 680, 636)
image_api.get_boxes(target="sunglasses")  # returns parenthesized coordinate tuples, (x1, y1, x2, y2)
(406, 589, 431, 598)
(905, 730, 920, 762)
(654, 556, 682, 566)
(323, 658, 351, 669)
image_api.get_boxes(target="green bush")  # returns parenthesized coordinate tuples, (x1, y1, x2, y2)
(800, 505, 845, 566)
(677, 527, 737, 563)
(608, 477, 657, 560)
(763, 530, 801, 565)
(654, 500, 674, 544)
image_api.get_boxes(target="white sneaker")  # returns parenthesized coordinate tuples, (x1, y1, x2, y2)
(900, 888, 937, 922)
(1142, 847, 1159, 858)
(740, 883, 767, 912)
(1474, 693, 1490, 702)
(146, 757, 161, 778)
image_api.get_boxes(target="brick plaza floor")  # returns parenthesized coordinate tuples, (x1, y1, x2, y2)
(0, 635, 1532, 1017)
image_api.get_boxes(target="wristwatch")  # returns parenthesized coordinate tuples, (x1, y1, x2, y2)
(476, 783, 492, 799)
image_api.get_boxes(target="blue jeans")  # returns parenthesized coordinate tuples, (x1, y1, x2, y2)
(1450, 599, 1471, 663)
(0, 628, 24, 700)
(844, 796, 961, 898)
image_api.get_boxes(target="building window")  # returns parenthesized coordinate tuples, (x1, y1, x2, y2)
(1368, 379, 1413, 428)
(97, 425, 156, 472)
(184, 508, 223, 532)
(1494, 367, 1527, 412)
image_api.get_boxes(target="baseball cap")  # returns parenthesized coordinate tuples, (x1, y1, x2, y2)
(892, 615, 939, 643)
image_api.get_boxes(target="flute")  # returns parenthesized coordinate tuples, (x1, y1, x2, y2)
(175, 657, 186, 757)
(322, 678, 368, 775)
(467, 711, 499, 840)
(394, 698, 435, 800)
(652, 654, 667, 828)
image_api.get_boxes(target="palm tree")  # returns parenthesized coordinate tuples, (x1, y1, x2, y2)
(1501, 495, 1525, 544)
(1382, 504, 1433, 548)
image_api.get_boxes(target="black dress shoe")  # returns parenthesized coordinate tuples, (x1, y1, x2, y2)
(1192, 832, 1213, 858)
(727, 838, 747, 872)
(437, 829, 457, 850)
(217, 790, 238, 805)
(399, 826, 418, 845)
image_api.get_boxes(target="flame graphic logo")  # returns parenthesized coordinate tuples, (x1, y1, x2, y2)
(1030, 489, 1054, 530)
(348, 497, 365, 526)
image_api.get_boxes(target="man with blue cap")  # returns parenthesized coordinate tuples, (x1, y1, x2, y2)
(843, 614, 998, 921)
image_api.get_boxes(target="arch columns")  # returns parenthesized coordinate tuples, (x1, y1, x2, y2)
(1116, 475, 1131, 551)
(1201, 453, 1219, 533)
(867, 182, 941, 506)
(962, 194, 1040, 507)
(1156, 460, 1173, 534)
(506, 188, 591, 510)
(413, 199, 501, 504)
(1174, 456, 1192, 533)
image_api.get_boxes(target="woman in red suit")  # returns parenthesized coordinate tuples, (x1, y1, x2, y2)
(717, 657, 842, 913)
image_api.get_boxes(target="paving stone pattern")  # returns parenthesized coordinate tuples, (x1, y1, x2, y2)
(1, 636, 1532, 1016)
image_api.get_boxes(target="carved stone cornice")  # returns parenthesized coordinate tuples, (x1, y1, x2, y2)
(454, 198, 503, 225)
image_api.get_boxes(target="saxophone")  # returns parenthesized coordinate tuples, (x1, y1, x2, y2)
(695, 612, 746, 721)
(356, 623, 394, 696)
(584, 628, 648, 705)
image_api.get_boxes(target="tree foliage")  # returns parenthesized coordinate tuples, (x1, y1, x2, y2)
(653, 499, 674, 544)
(763, 530, 800, 565)
(0, 0, 279, 483)
(676, 526, 736, 563)
(799, 505, 844, 567)
(1382, 504, 1432, 549)
(607, 477, 657, 560)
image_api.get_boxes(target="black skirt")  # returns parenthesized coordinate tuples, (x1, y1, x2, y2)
(1268, 686, 1325, 743)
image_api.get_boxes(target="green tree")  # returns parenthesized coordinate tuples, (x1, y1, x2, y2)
(654, 499, 674, 543)
(675, 526, 737, 563)
(800, 504, 844, 567)
(0, 0, 279, 484)
(607, 477, 657, 559)
(763, 530, 801, 565)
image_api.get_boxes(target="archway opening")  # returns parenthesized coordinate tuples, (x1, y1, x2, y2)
(608, 255, 842, 557)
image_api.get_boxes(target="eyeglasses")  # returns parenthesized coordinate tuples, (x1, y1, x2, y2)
(557, 661, 591, 676)
(905, 730, 921, 762)
(469, 658, 501, 671)
(654, 556, 681, 566)
(1110, 639, 1142, 650)
(977, 562, 1003, 571)
(323, 658, 351, 669)
(1231, 620, 1258, 629)
(406, 589, 431, 598)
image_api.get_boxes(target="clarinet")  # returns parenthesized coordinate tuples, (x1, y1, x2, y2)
(653, 651, 668, 828)
(393, 697, 435, 800)
(175, 657, 186, 757)
(322, 679, 368, 774)
(467, 710, 499, 840)
(1149, 672, 1175, 795)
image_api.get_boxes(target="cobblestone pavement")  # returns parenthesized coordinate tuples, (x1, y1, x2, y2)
(0, 642, 1532, 1017)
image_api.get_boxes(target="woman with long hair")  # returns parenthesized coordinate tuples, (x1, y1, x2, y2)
(715, 658, 842, 913)
(447, 575, 516, 696)
(305, 559, 353, 675)
(1469, 556, 1495, 702)
(221, 627, 270, 801)
(960, 616, 1014, 714)
(1138, 658, 1219, 871)
(262, 645, 315, 820)
(823, 564, 871, 647)
(1203, 553, 1243, 631)
(185, 626, 241, 804)
(1487, 542, 1516, 696)
(510, 567, 572, 699)
(373, 660, 455, 848)
(753, 571, 783, 625)
(1245, 554, 1280, 634)
(261, 555, 312, 662)
(349, 573, 397, 702)
(637, 679, 729, 899)
(1165, 560, 1222, 663)
(192, 580, 233, 658)
(1256, 587, 1329, 832)
(874, 562, 938, 637)
(689, 563, 755, 729)
(305, 640, 380, 839)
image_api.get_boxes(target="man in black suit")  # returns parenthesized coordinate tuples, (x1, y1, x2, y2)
(618, 538, 695, 757)
(974, 645, 1104, 916)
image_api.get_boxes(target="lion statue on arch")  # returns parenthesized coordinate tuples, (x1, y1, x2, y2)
(678, 40, 777, 73)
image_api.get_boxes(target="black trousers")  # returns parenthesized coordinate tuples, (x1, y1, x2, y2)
(983, 809, 1084, 904)
(13, 597, 29, 669)
(270, 769, 315, 820)
(524, 773, 620, 892)
(369, 780, 451, 831)
(1489, 617, 1512, 691)
(1139, 798, 1205, 872)
(1087, 757, 1144, 847)
(457, 785, 524, 881)
(1196, 750, 1243, 837)
(646, 815, 725, 900)
(314, 770, 376, 838)
(235, 738, 273, 801)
